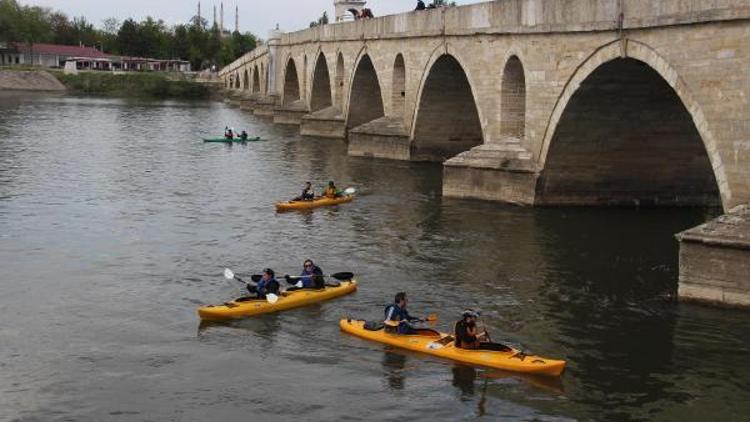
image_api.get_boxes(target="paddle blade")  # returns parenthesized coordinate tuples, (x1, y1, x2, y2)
(330, 272, 354, 281)
(250, 275, 262, 282)
(343, 187, 356, 195)
(224, 268, 234, 280)
(425, 313, 438, 322)
(384, 320, 399, 327)
(266, 293, 279, 304)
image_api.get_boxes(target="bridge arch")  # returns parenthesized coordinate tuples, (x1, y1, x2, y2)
(234, 71, 240, 89)
(346, 51, 384, 130)
(310, 52, 333, 112)
(335, 52, 345, 109)
(253, 65, 260, 93)
(410, 48, 484, 161)
(392, 54, 406, 117)
(537, 40, 727, 207)
(282, 57, 300, 105)
(243, 69, 249, 90)
(500, 55, 526, 140)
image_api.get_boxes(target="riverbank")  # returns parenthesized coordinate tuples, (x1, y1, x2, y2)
(0, 69, 66, 91)
(54, 71, 211, 99)
(0, 68, 213, 99)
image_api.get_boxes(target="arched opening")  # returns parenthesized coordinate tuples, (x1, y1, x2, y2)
(500, 56, 525, 140)
(347, 54, 384, 129)
(243, 69, 249, 90)
(252, 65, 260, 93)
(537, 58, 720, 206)
(412, 54, 483, 162)
(225, 77, 228, 88)
(392, 54, 406, 117)
(283, 58, 300, 105)
(310, 53, 332, 112)
(335, 53, 345, 108)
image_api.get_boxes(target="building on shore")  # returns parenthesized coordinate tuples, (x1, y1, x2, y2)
(0, 42, 190, 73)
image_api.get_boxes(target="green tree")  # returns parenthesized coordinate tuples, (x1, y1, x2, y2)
(116, 18, 139, 56)
(0, 0, 22, 42)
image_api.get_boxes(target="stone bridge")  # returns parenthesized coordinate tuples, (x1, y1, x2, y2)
(220, 0, 750, 306)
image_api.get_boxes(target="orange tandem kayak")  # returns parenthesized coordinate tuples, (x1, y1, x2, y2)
(339, 319, 566, 377)
(275, 195, 353, 211)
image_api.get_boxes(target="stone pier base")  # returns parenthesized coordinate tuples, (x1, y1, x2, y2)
(239, 95, 258, 112)
(442, 143, 538, 204)
(300, 106, 345, 138)
(253, 96, 278, 117)
(273, 100, 308, 125)
(347, 117, 410, 160)
(677, 205, 750, 307)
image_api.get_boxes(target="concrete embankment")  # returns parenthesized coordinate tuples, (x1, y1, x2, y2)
(54, 72, 212, 99)
(0, 69, 66, 91)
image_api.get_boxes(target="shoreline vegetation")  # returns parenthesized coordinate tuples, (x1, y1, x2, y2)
(0, 67, 218, 99)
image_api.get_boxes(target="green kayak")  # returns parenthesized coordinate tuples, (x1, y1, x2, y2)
(203, 137, 263, 143)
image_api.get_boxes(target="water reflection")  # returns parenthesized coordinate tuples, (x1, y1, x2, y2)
(382, 350, 407, 390)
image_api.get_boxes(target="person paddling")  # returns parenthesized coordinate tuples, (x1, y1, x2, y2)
(294, 182, 315, 201)
(384, 292, 433, 335)
(286, 259, 324, 290)
(240, 268, 279, 301)
(454, 310, 511, 351)
(323, 181, 339, 199)
(240, 130, 248, 140)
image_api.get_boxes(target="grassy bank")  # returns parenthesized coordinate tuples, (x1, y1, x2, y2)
(53, 71, 211, 99)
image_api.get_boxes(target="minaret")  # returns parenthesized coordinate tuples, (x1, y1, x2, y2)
(220, 2, 224, 33)
(235, 5, 239, 33)
(197, 2, 201, 21)
(213, 5, 217, 27)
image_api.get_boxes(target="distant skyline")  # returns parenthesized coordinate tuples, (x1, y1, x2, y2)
(23, 0, 475, 38)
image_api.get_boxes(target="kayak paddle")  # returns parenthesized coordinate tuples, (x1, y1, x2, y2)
(223, 268, 279, 304)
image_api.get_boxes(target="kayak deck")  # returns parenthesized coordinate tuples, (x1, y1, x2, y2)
(203, 137, 263, 143)
(275, 195, 353, 211)
(198, 280, 357, 320)
(339, 319, 565, 377)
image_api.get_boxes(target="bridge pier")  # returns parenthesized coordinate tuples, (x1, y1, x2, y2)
(239, 93, 259, 112)
(442, 143, 538, 204)
(347, 117, 410, 160)
(273, 100, 308, 125)
(253, 95, 278, 117)
(300, 107, 345, 138)
(677, 205, 750, 307)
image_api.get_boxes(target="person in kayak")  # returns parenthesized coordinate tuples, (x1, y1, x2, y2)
(239, 268, 279, 301)
(454, 310, 512, 351)
(323, 181, 339, 199)
(384, 292, 435, 335)
(240, 130, 248, 140)
(286, 259, 324, 290)
(294, 182, 315, 201)
(224, 127, 234, 139)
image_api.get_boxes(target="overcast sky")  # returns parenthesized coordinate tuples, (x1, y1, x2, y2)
(24, 0, 474, 37)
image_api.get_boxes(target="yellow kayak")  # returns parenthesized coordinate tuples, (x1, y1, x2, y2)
(198, 280, 357, 320)
(275, 195, 353, 211)
(339, 319, 566, 377)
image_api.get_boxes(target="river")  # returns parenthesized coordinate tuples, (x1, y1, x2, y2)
(1, 93, 748, 421)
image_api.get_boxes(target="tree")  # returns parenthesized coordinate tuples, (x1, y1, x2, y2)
(116, 18, 139, 56)
(0, 0, 22, 42)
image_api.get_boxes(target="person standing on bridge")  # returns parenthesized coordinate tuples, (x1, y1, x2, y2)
(415, 0, 426, 10)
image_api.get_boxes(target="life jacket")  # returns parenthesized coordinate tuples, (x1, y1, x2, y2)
(324, 187, 337, 198)
(454, 320, 478, 349)
(299, 266, 324, 288)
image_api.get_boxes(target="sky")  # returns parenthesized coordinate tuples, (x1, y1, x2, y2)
(23, 0, 473, 38)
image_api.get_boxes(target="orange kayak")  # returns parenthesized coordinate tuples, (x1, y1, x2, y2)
(339, 319, 566, 376)
(275, 195, 353, 211)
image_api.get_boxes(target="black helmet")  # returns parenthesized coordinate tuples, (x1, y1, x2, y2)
(263, 268, 275, 278)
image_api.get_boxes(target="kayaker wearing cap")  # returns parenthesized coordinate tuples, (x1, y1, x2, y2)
(286, 259, 324, 290)
(454, 310, 511, 351)
(384, 292, 425, 334)
(323, 181, 339, 199)
(247, 268, 280, 299)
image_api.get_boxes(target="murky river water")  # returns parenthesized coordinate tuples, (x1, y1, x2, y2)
(1, 94, 748, 421)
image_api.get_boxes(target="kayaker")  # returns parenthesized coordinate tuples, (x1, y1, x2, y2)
(454, 310, 511, 351)
(323, 181, 339, 198)
(384, 292, 425, 335)
(240, 130, 248, 140)
(242, 268, 280, 300)
(225, 127, 234, 139)
(295, 182, 315, 201)
(286, 259, 324, 290)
